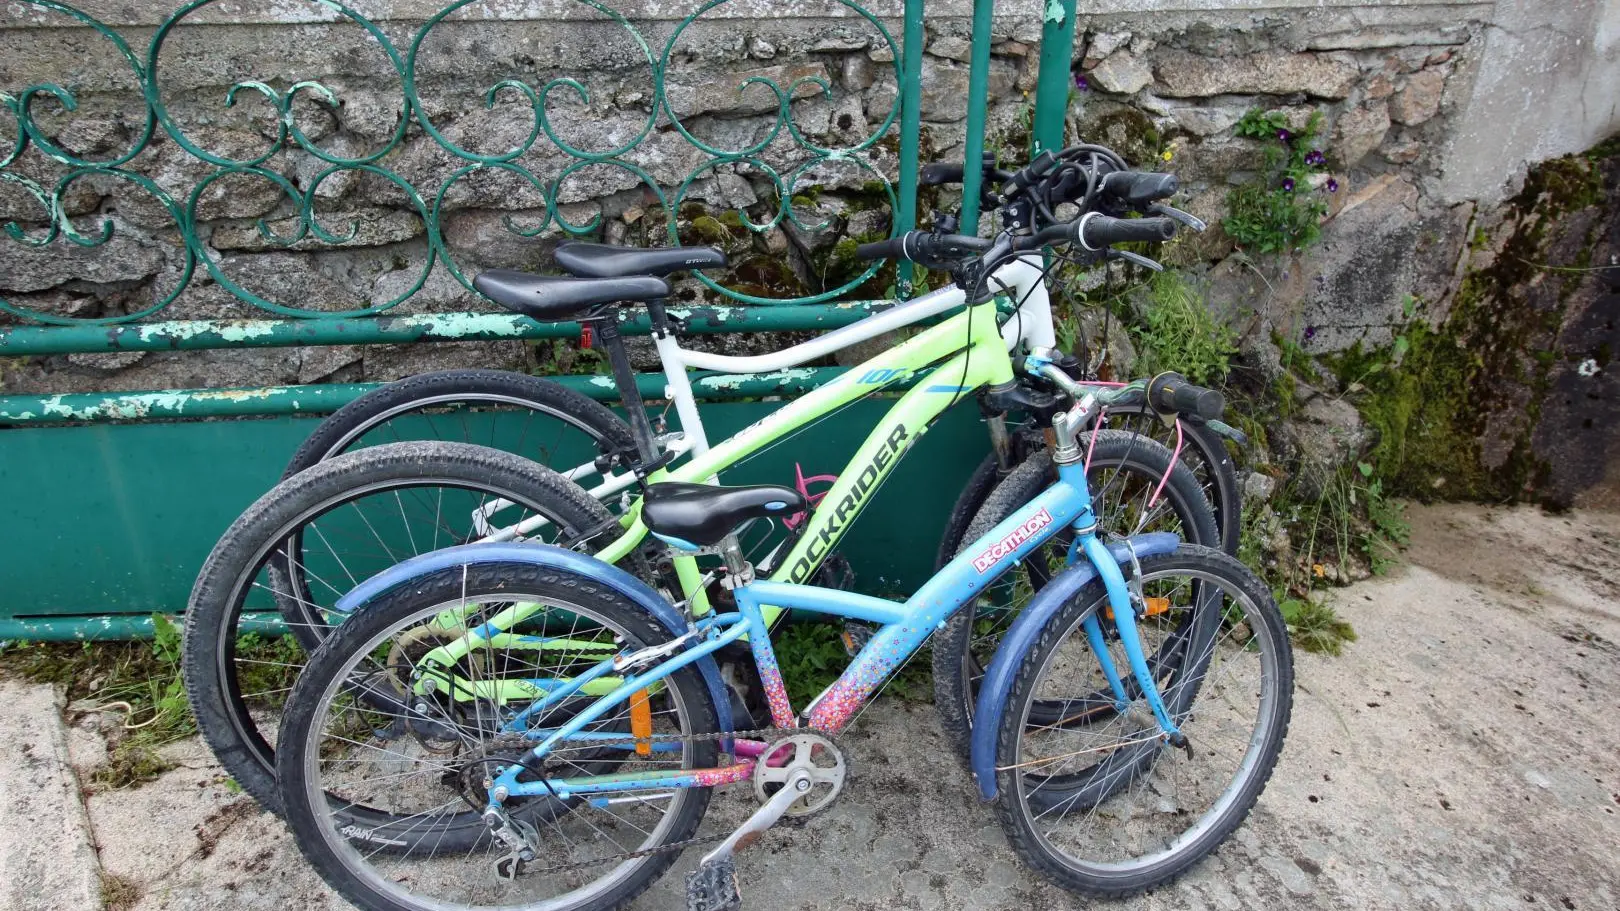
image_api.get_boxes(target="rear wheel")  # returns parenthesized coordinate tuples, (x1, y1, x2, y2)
(284, 369, 634, 479)
(275, 370, 641, 646)
(182, 442, 630, 819)
(277, 561, 719, 911)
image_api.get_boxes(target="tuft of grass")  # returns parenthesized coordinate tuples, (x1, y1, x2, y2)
(100, 872, 142, 911)
(1, 614, 197, 790)
(233, 632, 304, 710)
(1130, 271, 1237, 386)
(1360, 463, 1410, 575)
(1280, 597, 1358, 655)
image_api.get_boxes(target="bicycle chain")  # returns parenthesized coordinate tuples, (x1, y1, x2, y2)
(491, 725, 811, 878)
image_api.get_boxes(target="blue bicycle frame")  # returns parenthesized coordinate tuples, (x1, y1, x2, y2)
(488, 450, 1185, 806)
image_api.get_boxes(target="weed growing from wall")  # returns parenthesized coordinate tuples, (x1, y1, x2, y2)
(1224, 110, 1337, 254)
(1130, 271, 1238, 385)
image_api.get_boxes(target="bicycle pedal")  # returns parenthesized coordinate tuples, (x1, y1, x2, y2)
(685, 857, 742, 911)
(840, 622, 876, 658)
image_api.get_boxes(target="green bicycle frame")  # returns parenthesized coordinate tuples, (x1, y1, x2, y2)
(419, 295, 1017, 681)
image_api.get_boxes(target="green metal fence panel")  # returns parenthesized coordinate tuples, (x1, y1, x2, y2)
(0, 0, 926, 326)
(0, 303, 902, 357)
(0, 367, 860, 423)
(0, 2, 1085, 636)
(0, 398, 990, 639)
(1032, 0, 1080, 157)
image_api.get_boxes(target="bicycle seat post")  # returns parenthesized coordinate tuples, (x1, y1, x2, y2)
(591, 309, 660, 469)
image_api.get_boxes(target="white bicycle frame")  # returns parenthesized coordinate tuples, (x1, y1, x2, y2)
(472, 256, 1056, 541)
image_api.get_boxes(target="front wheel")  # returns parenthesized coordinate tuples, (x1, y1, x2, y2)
(935, 407, 1242, 568)
(992, 546, 1294, 897)
(932, 430, 1222, 758)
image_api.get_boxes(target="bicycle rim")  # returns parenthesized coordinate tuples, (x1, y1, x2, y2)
(1008, 561, 1288, 879)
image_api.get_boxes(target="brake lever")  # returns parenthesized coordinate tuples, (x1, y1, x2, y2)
(1109, 249, 1165, 272)
(1147, 204, 1206, 233)
(1205, 419, 1250, 446)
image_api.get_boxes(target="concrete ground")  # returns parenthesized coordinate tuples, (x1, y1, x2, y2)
(3, 503, 1618, 911)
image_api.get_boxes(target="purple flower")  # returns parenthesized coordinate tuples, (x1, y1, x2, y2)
(1305, 150, 1326, 167)
(1303, 325, 1317, 341)
(1075, 74, 1089, 91)
(1326, 178, 1340, 193)
(1277, 128, 1292, 143)
(1282, 178, 1296, 192)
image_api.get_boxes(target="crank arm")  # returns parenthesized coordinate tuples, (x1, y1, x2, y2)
(699, 768, 812, 867)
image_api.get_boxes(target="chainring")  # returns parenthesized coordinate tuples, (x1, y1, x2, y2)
(752, 732, 848, 817)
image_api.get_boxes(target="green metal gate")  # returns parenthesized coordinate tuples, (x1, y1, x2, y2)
(0, 0, 1082, 638)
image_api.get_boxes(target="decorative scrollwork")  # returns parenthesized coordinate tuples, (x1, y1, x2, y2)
(0, 0, 915, 326)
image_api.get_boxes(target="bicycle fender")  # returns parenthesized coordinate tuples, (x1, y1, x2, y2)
(331, 541, 734, 736)
(969, 532, 1181, 800)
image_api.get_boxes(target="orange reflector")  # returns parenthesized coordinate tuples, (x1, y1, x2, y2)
(630, 689, 652, 756)
(1104, 597, 1172, 621)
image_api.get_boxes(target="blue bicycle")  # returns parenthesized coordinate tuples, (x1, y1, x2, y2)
(270, 262, 1294, 909)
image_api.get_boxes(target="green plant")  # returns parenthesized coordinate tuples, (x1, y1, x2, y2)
(1130, 271, 1237, 385)
(0, 615, 198, 789)
(531, 337, 604, 377)
(771, 619, 931, 707)
(1279, 596, 1358, 655)
(773, 621, 850, 707)
(1359, 462, 1410, 575)
(1224, 110, 1336, 254)
(233, 632, 304, 710)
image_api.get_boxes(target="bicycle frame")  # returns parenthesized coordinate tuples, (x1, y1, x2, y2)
(486, 453, 1183, 805)
(417, 258, 1056, 672)
(461, 256, 1053, 574)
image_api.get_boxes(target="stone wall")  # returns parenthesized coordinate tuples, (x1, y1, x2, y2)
(1, 0, 1617, 498)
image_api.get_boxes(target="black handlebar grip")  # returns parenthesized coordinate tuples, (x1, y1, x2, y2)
(1148, 372, 1225, 421)
(919, 162, 967, 186)
(855, 235, 910, 261)
(1101, 171, 1181, 207)
(1076, 214, 1177, 249)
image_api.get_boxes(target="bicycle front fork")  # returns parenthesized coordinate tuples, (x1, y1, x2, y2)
(1078, 533, 1182, 741)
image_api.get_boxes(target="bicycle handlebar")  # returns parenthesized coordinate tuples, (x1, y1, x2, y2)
(1074, 213, 1177, 250)
(1147, 372, 1225, 421)
(1033, 363, 1226, 423)
(1099, 171, 1181, 207)
(854, 231, 994, 268)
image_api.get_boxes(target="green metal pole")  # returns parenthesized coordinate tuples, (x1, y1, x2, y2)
(0, 302, 895, 358)
(1032, 0, 1080, 156)
(894, 0, 926, 295)
(958, 0, 997, 234)
(0, 367, 889, 425)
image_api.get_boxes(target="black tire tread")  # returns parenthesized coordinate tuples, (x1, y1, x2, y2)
(282, 369, 635, 480)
